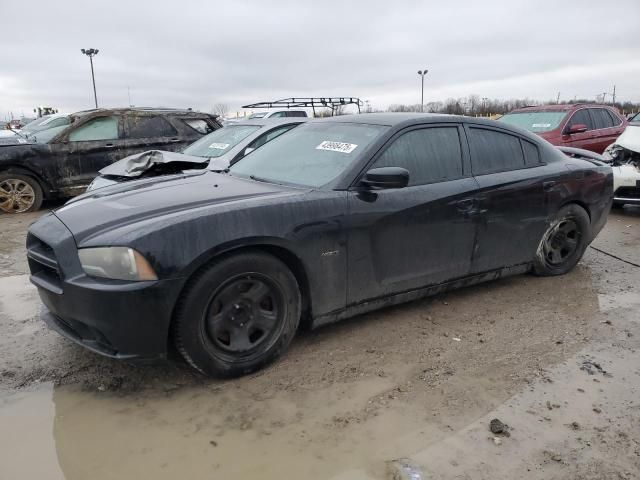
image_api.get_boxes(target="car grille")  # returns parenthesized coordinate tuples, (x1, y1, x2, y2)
(615, 186, 640, 199)
(26, 233, 63, 293)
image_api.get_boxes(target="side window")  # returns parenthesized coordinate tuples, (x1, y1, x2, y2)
(286, 111, 307, 118)
(126, 116, 178, 139)
(606, 110, 621, 126)
(182, 119, 214, 134)
(468, 128, 525, 175)
(373, 127, 463, 186)
(591, 109, 614, 130)
(269, 112, 286, 118)
(567, 109, 593, 131)
(522, 139, 541, 166)
(68, 116, 119, 142)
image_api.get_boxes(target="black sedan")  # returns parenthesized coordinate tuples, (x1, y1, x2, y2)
(27, 113, 612, 377)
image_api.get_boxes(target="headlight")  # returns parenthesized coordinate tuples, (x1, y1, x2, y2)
(78, 247, 158, 281)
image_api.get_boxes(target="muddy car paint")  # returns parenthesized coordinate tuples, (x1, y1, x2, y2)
(27, 114, 613, 363)
(0, 108, 221, 204)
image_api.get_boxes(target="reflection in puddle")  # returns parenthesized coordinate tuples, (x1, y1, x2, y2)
(0, 383, 65, 480)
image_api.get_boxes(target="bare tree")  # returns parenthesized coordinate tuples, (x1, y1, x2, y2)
(211, 103, 229, 118)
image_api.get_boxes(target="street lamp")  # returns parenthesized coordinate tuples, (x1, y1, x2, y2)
(81, 48, 99, 108)
(417, 69, 428, 113)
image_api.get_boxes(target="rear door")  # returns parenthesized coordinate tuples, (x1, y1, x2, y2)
(465, 125, 548, 273)
(347, 124, 479, 304)
(589, 108, 622, 153)
(124, 114, 183, 154)
(53, 114, 126, 192)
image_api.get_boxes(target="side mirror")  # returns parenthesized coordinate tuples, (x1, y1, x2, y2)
(360, 167, 409, 189)
(567, 124, 588, 134)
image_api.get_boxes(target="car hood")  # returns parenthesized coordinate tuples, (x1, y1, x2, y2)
(99, 150, 209, 178)
(54, 171, 300, 243)
(614, 124, 640, 154)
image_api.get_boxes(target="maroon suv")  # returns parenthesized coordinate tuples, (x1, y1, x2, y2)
(499, 104, 627, 153)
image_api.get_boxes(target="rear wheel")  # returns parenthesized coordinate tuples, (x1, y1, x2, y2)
(0, 174, 43, 214)
(173, 251, 301, 377)
(533, 204, 591, 276)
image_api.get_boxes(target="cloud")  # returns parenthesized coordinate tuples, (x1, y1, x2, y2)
(1, 0, 639, 119)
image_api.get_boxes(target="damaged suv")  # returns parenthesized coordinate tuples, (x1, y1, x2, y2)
(27, 114, 612, 377)
(0, 108, 221, 213)
(603, 121, 640, 207)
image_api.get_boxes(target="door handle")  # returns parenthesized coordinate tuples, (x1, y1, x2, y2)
(456, 198, 475, 212)
(543, 181, 556, 192)
(169, 138, 181, 143)
(104, 143, 116, 148)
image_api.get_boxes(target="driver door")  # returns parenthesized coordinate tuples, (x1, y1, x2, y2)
(346, 124, 479, 305)
(53, 115, 126, 193)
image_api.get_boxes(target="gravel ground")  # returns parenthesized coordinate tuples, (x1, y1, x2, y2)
(0, 206, 638, 479)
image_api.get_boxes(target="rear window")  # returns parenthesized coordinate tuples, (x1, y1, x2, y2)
(468, 128, 525, 175)
(498, 111, 566, 133)
(183, 119, 215, 134)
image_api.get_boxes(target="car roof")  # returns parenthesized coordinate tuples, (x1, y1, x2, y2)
(226, 117, 308, 127)
(70, 107, 211, 119)
(317, 112, 494, 127)
(509, 104, 614, 113)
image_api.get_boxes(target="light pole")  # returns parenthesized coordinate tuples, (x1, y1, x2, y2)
(417, 69, 428, 112)
(81, 48, 99, 108)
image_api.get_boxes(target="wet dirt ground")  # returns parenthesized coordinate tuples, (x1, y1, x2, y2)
(0, 207, 638, 479)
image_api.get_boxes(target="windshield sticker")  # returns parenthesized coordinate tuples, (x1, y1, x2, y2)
(316, 141, 358, 154)
(209, 142, 230, 150)
(532, 123, 551, 128)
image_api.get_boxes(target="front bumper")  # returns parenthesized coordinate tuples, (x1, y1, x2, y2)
(613, 165, 640, 205)
(28, 213, 184, 362)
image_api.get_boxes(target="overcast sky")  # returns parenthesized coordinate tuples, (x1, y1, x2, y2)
(1, 0, 639, 119)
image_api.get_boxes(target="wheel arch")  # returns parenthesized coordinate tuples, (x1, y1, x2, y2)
(558, 199, 591, 220)
(168, 239, 314, 352)
(0, 164, 53, 198)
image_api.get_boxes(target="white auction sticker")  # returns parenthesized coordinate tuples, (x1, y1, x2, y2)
(316, 141, 358, 154)
(209, 142, 230, 150)
(532, 123, 551, 128)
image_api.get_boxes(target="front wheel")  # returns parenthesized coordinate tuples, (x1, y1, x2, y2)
(173, 251, 301, 377)
(533, 204, 591, 276)
(0, 174, 43, 214)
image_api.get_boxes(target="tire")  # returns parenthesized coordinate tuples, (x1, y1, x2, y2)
(0, 173, 43, 214)
(173, 251, 301, 377)
(533, 204, 591, 276)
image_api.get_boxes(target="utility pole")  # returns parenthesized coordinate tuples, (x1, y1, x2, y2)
(81, 48, 100, 108)
(611, 85, 616, 106)
(417, 69, 428, 112)
(556, 92, 561, 104)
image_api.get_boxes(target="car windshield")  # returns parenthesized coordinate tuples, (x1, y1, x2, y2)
(21, 117, 50, 132)
(30, 125, 68, 143)
(182, 125, 261, 158)
(498, 111, 567, 133)
(229, 122, 388, 188)
(24, 116, 69, 134)
(631, 112, 640, 123)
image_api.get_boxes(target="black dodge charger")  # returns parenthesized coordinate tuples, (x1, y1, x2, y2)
(27, 114, 612, 377)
